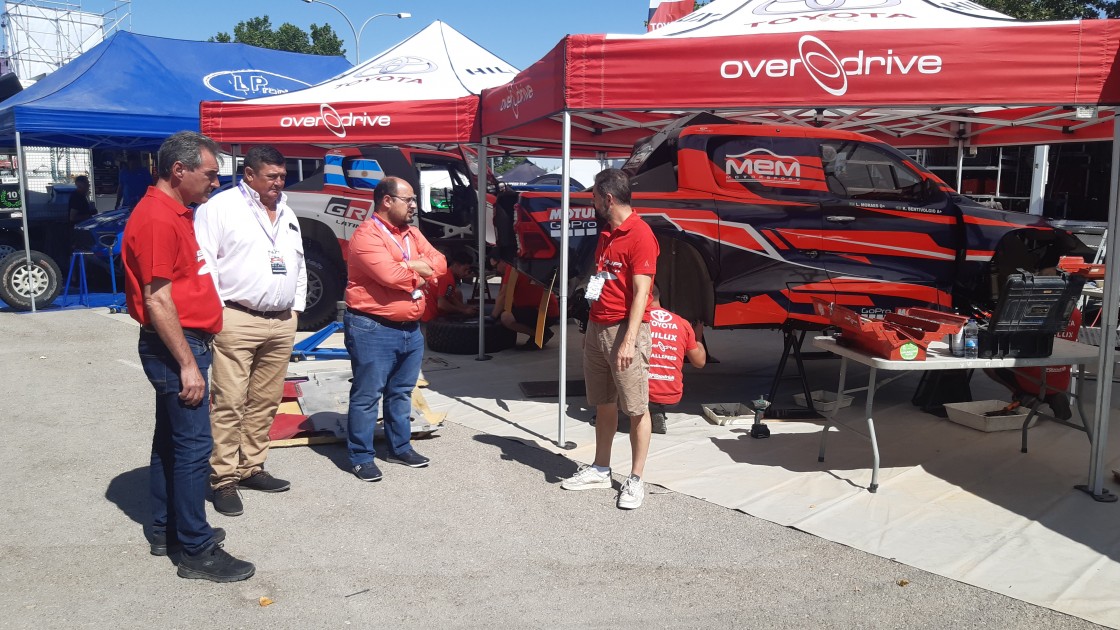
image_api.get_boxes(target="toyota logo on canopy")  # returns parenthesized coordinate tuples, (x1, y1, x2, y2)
(357, 56, 437, 77)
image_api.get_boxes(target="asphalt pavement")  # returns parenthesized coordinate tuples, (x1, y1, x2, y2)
(0, 307, 1107, 629)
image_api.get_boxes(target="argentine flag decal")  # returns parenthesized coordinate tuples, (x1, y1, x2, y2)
(324, 155, 385, 190)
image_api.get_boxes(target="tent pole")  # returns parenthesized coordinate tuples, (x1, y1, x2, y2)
(558, 111, 573, 449)
(955, 139, 964, 192)
(231, 144, 240, 187)
(1081, 114, 1120, 502)
(476, 142, 489, 361)
(15, 131, 35, 313)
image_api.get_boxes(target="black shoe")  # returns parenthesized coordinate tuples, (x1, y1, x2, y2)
(386, 449, 430, 468)
(150, 527, 225, 556)
(1045, 392, 1073, 421)
(176, 544, 255, 583)
(353, 461, 383, 482)
(651, 410, 668, 435)
(541, 327, 555, 347)
(239, 470, 291, 493)
(212, 484, 244, 516)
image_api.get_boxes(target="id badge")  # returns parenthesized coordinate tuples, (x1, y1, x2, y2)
(269, 249, 287, 275)
(585, 274, 606, 301)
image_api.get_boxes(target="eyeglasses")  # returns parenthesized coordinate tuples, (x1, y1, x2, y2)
(389, 194, 418, 204)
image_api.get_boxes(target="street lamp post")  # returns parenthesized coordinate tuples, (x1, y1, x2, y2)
(301, 0, 410, 63)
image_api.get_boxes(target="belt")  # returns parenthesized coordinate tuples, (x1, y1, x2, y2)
(224, 301, 289, 319)
(140, 326, 215, 344)
(346, 307, 419, 331)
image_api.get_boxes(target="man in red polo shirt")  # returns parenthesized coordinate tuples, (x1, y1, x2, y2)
(122, 131, 254, 583)
(561, 168, 659, 510)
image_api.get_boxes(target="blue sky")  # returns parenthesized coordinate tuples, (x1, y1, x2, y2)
(131, 0, 647, 69)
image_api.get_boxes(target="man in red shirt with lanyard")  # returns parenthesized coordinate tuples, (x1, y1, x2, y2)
(561, 169, 659, 509)
(345, 176, 447, 481)
(122, 131, 254, 583)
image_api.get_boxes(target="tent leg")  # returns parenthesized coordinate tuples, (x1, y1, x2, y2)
(1078, 113, 1120, 503)
(475, 142, 490, 362)
(15, 131, 35, 313)
(557, 111, 574, 450)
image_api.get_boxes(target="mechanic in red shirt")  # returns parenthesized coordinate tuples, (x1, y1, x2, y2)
(421, 249, 477, 322)
(122, 131, 254, 583)
(490, 258, 560, 350)
(561, 168, 659, 510)
(647, 285, 706, 434)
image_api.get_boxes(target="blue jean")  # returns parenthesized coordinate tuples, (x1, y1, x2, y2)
(138, 331, 217, 555)
(345, 310, 424, 466)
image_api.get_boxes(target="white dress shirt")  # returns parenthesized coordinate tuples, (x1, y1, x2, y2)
(195, 183, 307, 313)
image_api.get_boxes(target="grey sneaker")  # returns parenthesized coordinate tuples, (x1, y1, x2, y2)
(560, 465, 611, 491)
(618, 474, 645, 509)
(651, 408, 668, 434)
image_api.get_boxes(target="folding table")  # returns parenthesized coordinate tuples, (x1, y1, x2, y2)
(811, 336, 1101, 493)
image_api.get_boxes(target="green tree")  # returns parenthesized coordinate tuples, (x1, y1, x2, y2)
(210, 15, 346, 57)
(979, 0, 1113, 18)
(492, 156, 528, 176)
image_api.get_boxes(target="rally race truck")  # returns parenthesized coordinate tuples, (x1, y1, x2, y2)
(503, 114, 1089, 330)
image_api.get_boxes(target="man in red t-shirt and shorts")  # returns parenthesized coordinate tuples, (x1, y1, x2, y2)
(561, 169, 659, 510)
(648, 286, 706, 434)
(122, 131, 254, 583)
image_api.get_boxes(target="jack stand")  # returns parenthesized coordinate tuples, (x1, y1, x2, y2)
(750, 394, 771, 439)
(291, 302, 349, 361)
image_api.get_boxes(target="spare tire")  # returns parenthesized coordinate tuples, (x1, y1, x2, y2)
(299, 246, 344, 331)
(0, 250, 61, 311)
(425, 315, 517, 355)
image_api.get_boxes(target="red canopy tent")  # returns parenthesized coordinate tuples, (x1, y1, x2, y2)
(477, 0, 1120, 497)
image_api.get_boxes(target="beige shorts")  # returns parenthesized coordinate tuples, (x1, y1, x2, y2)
(583, 319, 651, 417)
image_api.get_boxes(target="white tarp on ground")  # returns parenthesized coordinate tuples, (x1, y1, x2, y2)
(398, 325, 1120, 629)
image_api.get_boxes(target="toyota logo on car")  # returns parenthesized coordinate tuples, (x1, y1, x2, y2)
(719, 35, 942, 96)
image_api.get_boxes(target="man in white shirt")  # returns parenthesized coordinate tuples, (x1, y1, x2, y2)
(195, 145, 306, 517)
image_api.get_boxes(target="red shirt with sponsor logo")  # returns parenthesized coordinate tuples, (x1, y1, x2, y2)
(647, 308, 697, 405)
(122, 186, 223, 333)
(588, 211, 658, 325)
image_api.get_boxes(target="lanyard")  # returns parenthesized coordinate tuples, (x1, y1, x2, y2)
(239, 183, 281, 247)
(373, 214, 411, 261)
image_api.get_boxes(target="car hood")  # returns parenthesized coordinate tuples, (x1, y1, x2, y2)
(76, 208, 130, 230)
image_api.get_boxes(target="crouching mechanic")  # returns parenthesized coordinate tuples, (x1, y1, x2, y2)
(491, 258, 560, 350)
(422, 249, 478, 321)
(195, 145, 305, 517)
(648, 286, 706, 434)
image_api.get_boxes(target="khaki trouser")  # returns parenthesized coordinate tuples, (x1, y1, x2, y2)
(209, 307, 297, 489)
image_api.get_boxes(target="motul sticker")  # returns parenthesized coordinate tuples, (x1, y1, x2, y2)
(725, 149, 802, 185)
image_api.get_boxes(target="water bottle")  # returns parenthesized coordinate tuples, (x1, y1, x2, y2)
(963, 318, 979, 359)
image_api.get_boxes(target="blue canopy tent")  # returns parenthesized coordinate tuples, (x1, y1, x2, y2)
(0, 31, 350, 311)
(0, 31, 350, 148)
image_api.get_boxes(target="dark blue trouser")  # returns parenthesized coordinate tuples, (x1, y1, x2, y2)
(138, 330, 218, 555)
(344, 310, 424, 467)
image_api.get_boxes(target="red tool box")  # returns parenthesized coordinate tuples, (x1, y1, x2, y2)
(813, 300, 967, 361)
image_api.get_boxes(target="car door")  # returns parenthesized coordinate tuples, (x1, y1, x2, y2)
(816, 140, 958, 315)
(706, 134, 834, 324)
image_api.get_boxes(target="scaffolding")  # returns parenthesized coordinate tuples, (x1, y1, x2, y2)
(0, 0, 129, 83)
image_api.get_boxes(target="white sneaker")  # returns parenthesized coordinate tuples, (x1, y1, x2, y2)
(618, 475, 645, 509)
(561, 465, 611, 491)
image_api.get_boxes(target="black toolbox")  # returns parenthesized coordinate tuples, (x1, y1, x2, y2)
(978, 271, 1085, 359)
